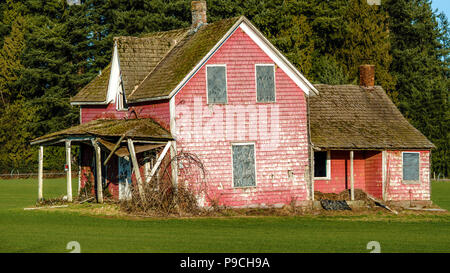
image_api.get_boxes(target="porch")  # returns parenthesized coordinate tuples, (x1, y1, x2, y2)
(30, 118, 174, 203)
(313, 150, 385, 200)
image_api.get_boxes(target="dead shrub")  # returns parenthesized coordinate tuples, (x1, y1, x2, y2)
(119, 151, 208, 216)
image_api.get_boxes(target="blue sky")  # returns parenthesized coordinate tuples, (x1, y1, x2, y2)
(431, 0, 450, 18)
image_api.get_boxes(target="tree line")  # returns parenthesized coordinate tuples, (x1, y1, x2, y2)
(0, 0, 448, 177)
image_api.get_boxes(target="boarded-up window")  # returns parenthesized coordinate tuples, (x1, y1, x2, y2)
(232, 144, 256, 187)
(207, 65, 227, 103)
(314, 151, 328, 178)
(256, 65, 275, 102)
(403, 152, 420, 181)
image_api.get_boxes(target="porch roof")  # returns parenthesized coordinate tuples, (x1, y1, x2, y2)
(310, 84, 435, 150)
(30, 118, 173, 146)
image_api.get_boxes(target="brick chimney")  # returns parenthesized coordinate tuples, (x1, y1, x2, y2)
(191, 1, 207, 29)
(359, 64, 375, 88)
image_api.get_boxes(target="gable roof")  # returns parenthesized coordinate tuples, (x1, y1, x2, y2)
(309, 84, 434, 150)
(71, 16, 317, 105)
(70, 28, 189, 104)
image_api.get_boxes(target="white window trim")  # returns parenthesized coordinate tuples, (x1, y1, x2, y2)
(206, 64, 228, 104)
(313, 150, 331, 180)
(255, 64, 276, 103)
(231, 142, 257, 188)
(402, 151, 421, 184)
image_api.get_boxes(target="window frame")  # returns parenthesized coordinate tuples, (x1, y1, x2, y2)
(255, 63, 276, 103)
(402, 151, 421, 184)
(206, 64, 228, 105)
(231, 142, 257, 188)
(313, 150, 331, 180)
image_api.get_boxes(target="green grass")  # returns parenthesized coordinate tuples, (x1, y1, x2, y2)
(431, 181, 450, 210)
(0, 178, 449, 253)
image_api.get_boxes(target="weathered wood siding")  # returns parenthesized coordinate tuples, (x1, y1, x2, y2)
(314, 151, 366, 194)
(80, 100, 171, 130)
(174, 27, 310, 207)
(385, 150, 430, 201)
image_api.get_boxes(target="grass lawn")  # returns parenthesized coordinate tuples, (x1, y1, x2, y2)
(0, 178, 449, 253)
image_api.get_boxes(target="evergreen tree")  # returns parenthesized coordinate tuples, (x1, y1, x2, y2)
(337, 0, 394, 90)
(384, 0, 449, 176)
(0, 0, 26, 105)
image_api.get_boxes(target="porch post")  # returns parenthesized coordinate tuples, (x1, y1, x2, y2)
(311, 147, 315, 201)
(170, 142, 178, 188)
(350, 150, 354, 201)
(65, 140, 73, 202)
(92, 139, 103, 203)
(38, 146, 44, 201)
(127, 139, 146, 202)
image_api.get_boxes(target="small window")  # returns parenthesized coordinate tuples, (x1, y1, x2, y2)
(232, 144, 256, 187)
(207, 65, 227, 104)
(403, 152, 420, 182)
(256, 64, 275, 102)
(314, 151, 330, 179)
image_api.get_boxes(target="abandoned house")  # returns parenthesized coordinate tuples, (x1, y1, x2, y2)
(31, 1, 434, 207)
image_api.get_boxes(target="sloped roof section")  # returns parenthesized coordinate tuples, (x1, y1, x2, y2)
(127, 16, 241, 102)
(70, 64, 111, 103)
(31, 118, 173, 145)
(117, 28, 189, 97)
(70, 28, 189, 104)
(71, 15, 316, 104)
(309, 85, 434, 150)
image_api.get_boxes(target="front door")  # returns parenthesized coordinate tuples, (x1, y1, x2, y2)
(118, 157, 132, 200)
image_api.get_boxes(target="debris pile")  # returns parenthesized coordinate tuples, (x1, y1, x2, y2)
(315, 189, 379, 211)
(320, 200, 351, 210)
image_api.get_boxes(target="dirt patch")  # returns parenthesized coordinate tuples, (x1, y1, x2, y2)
(315, 189, 370, 202)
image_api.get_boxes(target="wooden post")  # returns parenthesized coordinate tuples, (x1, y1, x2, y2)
(146, 141, 171, 183)
(310, 147, 315, 201)
(91, 139, 103, 203)
(65, 140, 73, 202)
(104, 133, 126, 166)
(127, 139, 146, 201)
(170, 142, 178, 188)
(38, 146, 44, 201)
(350, 150, 354, 201)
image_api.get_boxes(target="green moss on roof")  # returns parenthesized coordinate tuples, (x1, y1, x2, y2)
(116, 28, 189, 97)
(127, 16, 242, 102)
(70, 28, 190, 104)
(309, 84, 435, 150)
(70, 64, 111, 103)
(31, 118, 173, 145)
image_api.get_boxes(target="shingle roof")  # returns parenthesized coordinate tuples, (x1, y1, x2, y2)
(70, 17, 241, 104)
(127, 16, 240, 102)
(70, 64, 111, 103)
(31, 118, 173, 145)
(309, 84, 434, 150)
(118, 28, 189, 98)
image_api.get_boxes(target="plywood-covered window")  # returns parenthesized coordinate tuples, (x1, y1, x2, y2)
(403, 152, 420, 182)
(256, 64, 275, 102)
(206, 65, 227, 104)
(314, 151, 330, 179)
(232, 143, 256, 187)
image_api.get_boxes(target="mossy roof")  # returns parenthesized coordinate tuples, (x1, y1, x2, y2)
(31, 118, 173, 145)
(127, 16, 241, 102)
(70, 17, 241, 104)
(309, 84, 434, 150)
(70, 64, 111, 103)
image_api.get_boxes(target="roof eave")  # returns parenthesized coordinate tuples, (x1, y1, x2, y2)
(70, 100, 109, 106)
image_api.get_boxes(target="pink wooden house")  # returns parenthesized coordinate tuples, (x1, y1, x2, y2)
(32, 1, 434, 207)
